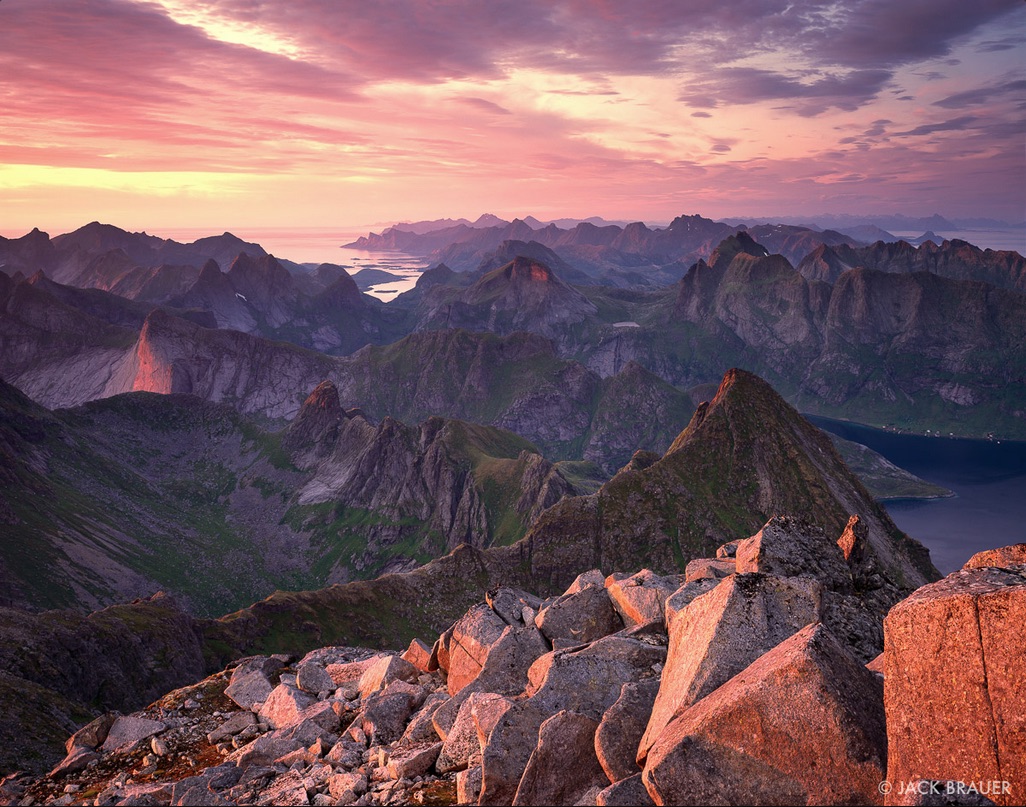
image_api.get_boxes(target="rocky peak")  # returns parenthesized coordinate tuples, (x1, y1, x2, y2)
(505, 256, 555, 285)
(283, 380, 345, 461)
(707, 231, 769, 270)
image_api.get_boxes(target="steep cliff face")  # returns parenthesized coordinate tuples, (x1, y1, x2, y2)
(799, 268, 1026, 431)
(0, 376, 577, 616)
(417, 256, 598, 345)
(514, 368, 937, 598)
(797, 238, 1026, 292)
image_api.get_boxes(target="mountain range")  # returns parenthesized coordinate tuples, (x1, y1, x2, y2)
(0, 367, 941, 776)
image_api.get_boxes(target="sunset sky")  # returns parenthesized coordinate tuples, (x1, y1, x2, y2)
(1, 0, 1023, 234)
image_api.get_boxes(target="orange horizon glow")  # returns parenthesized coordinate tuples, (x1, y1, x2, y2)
(1, 1, 1023, 235)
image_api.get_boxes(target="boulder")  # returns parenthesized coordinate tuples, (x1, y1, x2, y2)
(47, 748, 100, 778)
(386, 741, 442, 780)
(457, 766, 483, 805)
(444, 603, 509, 695)
(400, 638, 433, 673)
(398, 691, 448, 746)
(595, 681, 660, 784)
(486, 587, 543, 626)
(735, 515, 852, 592)
(476, 699, 548, 807)
(207, 711, 258, 744)
(258, 684, 316, 730)
(513, 711, 607, 806)
(65, 712, 118, 753)
(963, 544, 1026, 571)
(358, 680, 419, 745)
(639, 572, 822, 762)
(526, 634, 666, 721)
(325, 654, 383, 686)
(642, 623, 887, 806)
(225, 670, 275, 711)
(433, 623, 548, 738)
(684, 557, 736, 583)
(597, 773, 655, 806)
(327, 771, 367, 802)
(821, 589, 885, 663)
(99, 715, 166, 754)
(295, 661, 335, 695)
(229, 735, 305, 769)
(535, 583, 623, 648)
(662, 578, 719, 624)
(357, 654, 420, 698)
(605, 570, 685, 627)
(884, 564, 1026, 807)
(716, 540, 741, 559)
(438, 692, 498, 773)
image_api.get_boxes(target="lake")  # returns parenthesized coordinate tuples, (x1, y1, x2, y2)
(808, 416, 1026, 574)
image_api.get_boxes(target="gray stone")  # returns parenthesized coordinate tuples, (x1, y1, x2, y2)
(735, 514, 853, 592)
(48, 748, 99, 778)
(535, 585, 623, 647)
(639, 572, 823, 762)
(595, 681, 659, 784)
(357, 654, 420, 698)
(207, 710, 258, 744)
(255, 770, 310, 806)
(438, 692, 502, 773)
(684, 557, 736, 582)
(486, 587, 542, 626)
(513, 711, 606, 806)
(229, 735, 304, 769)
(476, 700, 547, 807)
(225, 670, 275, 711)
(65, 712, 118, 753)
(259, 684, 317, 730)
(400, 638, 433, 673)
(642, 624, 886, 807)
(398, 691, 448, 745)
(457, 766, 482, 805)
(433, 623, 549, 738)
(359, 681, 418, 745)
(385, 742, 441, 779)
(99, 715, 166, 754)
(526, 634, 666, 721)
(596, 773, 655, 806)
(296, 662, 335, 695)
(716, 540, 741, 559)
(605, 570, 685, 628)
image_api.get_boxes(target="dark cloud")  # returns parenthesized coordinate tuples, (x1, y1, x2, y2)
(454, 97, 513, 115)
(894, 116, 979, 137)
(690, 111, 713, 118)
(934, 79, 1026, 109)
(678, 67, 892, 115)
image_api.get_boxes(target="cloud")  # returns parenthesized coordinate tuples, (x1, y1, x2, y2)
(454, 97, 513, 115)
(894, 116, 979, 137)
(934, 79, 1026, 109)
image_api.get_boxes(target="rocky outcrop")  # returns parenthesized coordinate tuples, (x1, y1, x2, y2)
(15, 530, 983, 805)
(884, 563, 1025, 807)
(797, 238, 1026, 293)
(642, 623, 887, 806)
(417, 256, 599, 345)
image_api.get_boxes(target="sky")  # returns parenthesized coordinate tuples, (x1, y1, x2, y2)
(0, 0, 1023, 236)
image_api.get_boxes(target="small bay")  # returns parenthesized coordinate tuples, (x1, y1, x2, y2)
(808, 415, 1026, 574)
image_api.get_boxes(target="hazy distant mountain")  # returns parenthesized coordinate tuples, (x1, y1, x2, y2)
(797, 238, 1026, 291)
(345, 213, 862, 286)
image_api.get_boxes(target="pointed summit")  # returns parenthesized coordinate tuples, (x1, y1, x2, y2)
(284, 380, 343, 459)
(519, 367, 937, 601)
(708, 231, 770, 270)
